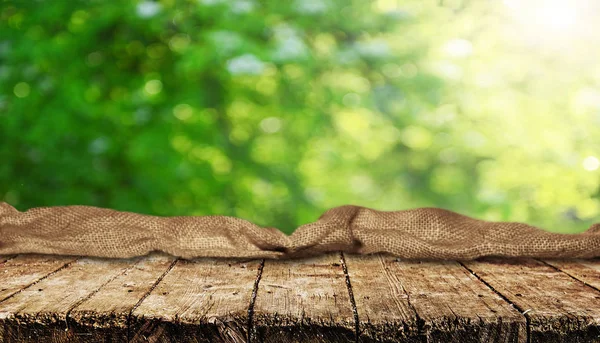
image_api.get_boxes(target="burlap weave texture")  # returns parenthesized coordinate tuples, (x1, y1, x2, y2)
(1, 202, 599, 259)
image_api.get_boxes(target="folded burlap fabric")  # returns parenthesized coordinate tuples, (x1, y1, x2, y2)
(1, 202, 599, 260)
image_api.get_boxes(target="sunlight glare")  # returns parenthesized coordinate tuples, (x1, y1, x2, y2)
(539, 1, 577, 30)
(583, 156, 600, 171)
(504, 0, 580, 34)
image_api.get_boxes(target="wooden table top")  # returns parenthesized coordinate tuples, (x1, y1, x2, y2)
(0, 252, 599, 343)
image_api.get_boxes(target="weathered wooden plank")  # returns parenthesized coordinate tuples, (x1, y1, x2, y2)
(0, 254, 77, 343)
(463, 257, 600, 343)
(542, 258, 600, 291)
(0, 256, 139, 343)
(130, 257, 261, 343)
(252, 253, 355, 343)
(341, 253, 419, 343)
(0, 255, 16, 343)
(65, 252, 177, 342)
(344, 253, 525, 343)
(1, 253, 599, 343)
(0, 255, 77, 302)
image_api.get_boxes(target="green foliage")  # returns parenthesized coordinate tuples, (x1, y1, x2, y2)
(1, 0, 599, 233)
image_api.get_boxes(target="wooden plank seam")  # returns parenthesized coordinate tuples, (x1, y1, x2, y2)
(536, 259, 600, 295)
(0, 256, 80, 304)
(246, 259, 265, 343)
(340, 252, 360, 343)
(63, 258, 143, 333)
(458, 261, 531, 343)
(125, 257, 179, 342)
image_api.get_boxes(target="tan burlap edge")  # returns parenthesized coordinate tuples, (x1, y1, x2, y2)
(1, 202, 599, 260)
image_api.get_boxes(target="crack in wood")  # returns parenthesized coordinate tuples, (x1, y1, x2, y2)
(458, 261, 530, 343)
(340, 252, 360, 343)
(247, 258, 264, 343)
(64, 258, 143, 331)
(126, 257, 179, 342)
(0, 257, 79, 304)
(537, 259, 600, 295)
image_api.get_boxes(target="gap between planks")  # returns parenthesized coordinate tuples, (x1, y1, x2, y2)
(64, 258, 149, 331)
(340, 252, 360, 343)
(0, 254, 178, 343)
(0, 255, 80, 304)
(458, 261, 531, 343)
(125, 258, 179, 342)
(536, 259, 600, 295)
(246, 259, 265, 343)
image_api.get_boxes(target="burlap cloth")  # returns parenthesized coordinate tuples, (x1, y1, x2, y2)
(1, 202, 599, 260)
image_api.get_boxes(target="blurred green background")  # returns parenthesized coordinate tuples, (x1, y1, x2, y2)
(2, 0, 600, 234)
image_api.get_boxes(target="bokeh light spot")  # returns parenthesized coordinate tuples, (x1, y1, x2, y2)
(144, 79, 162, 95)
(169, 34, 190, 53)
(136, 1, 162, 18)
(401, 126, 433, 150)
(226, 54, 265, 75)
(260, 117, 282, 133)
(173, 104, 193, 121)
(13, 82, 30, 98)
(583, 156, 600, 171)
(86, 51, 104, 67)
(443, 39, 473, 58)
(381, 63, 403, 78)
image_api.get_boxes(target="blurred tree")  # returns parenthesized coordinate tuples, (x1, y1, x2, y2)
(1, 0, 599, 233)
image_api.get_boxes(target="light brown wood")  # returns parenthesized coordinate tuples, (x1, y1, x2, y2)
(542, 258, 600, 291)
(67, 252, 177, 342)
(344, 253, 526, 343)
(463, 257, 600, 343)
(2, 254, 600, 342)
(0, 256, 139, 342)
(0, 254, 76, 302)
(0, 255, 78, 343)
(252, 252, 355, 343)
(341, 253, 419, 342)
(129, 257, 262, 343)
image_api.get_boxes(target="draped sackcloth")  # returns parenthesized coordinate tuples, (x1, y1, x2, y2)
(1, 202, 599, 260)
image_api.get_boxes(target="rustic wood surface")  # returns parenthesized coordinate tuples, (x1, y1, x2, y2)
(70, 254, 177, 342)
(463, 257, 600, 343)
(344, 254, 526, 343)
(130, 256, 261, 343)
(252, 253, 355, 343)
(1, 253, 600, 343)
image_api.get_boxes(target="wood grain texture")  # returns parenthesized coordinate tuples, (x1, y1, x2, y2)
(344, 253, 525, 343)
(463, 257, 600, 343)
(2, 254, 600, 342)
(341, 253, 419, 343)
(67, 252, 177, 342)
(542, 258, 600, 291)
(0, 254, 77, 302)
(0, 256, 138, 343)
(0, 254, 78, 343)
(252, 253, 355, 343)
(130, 257, 261, 343)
